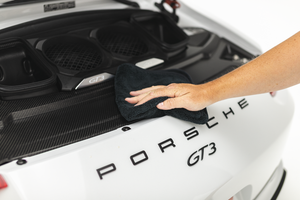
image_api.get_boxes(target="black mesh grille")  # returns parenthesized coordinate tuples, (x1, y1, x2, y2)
(44, 42, 103, 71)
(0, 80, 130, 165)
(97, 31, 148, 57)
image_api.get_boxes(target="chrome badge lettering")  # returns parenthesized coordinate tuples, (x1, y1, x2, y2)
(89, 75, 105, 84)
(44, 1, 75, 12)
(75, 73, 114, 90)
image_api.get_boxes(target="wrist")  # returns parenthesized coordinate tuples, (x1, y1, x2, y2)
(203, 79, 225, 105)
(195, 82, 218, 108)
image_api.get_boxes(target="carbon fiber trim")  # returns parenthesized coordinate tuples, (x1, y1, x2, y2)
(0, 80, 129, 165)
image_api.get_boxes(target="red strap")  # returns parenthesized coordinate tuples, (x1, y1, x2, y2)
(165, 0, 180, 9)
(0, 175, 8, 189)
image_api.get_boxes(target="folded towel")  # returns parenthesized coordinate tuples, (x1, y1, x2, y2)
(115, 63, 208, 124)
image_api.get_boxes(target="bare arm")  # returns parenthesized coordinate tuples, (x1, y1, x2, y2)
(125, 31, 300, 111)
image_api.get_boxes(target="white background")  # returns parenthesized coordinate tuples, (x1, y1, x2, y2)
(181, 0, 300, 199)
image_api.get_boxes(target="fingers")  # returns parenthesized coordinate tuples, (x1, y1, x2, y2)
(134, 85, 178, 106)
(157, 96, 186, 110)
(129, 85, 164, 96)
(125, 92, 150, 104)
(125, 85, 167, 105)
(125, 83, 209, 111)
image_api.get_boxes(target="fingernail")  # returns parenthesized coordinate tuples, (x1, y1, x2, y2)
(157, 102, 164, 107)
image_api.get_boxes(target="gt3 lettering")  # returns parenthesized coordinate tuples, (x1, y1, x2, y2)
(89, 75, 105, 84)
(187, 142, 217, 166)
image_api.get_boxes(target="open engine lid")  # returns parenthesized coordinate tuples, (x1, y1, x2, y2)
(0, 0, 133, 29)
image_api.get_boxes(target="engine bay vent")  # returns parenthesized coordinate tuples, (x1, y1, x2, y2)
(97, 31, 148, 57)
(43, 36, 103, 72)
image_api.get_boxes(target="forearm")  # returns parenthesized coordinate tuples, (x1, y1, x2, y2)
(127, 32, 300, 111)
(207, 31, 300, 103)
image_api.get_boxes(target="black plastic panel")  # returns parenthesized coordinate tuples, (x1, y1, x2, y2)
(131, 12, 189, 51)
(0, 38, 57, 100)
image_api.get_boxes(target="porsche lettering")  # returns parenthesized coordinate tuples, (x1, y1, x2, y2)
(206, 98, 249, 129)
(96, 98, 249, 180)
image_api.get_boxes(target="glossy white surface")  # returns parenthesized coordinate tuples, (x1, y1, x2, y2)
(182, 0, 300, 199)
(0, 0, 127, 29)
(0, 92, 294, 200)
(0, 1, 297, 199)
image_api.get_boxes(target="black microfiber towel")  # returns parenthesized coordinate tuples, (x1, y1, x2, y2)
(115, 63, 208, 124)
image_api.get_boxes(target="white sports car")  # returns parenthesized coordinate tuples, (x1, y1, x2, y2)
(0, 0, 294, 200)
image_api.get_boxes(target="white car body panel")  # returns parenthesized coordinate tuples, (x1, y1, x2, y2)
(0, 91, 294, 200)
(0, 1, 293, 199)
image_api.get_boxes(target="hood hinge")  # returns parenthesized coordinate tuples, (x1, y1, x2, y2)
(155, 0, 180, 23)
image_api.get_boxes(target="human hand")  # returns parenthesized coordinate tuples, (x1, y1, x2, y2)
(125, 83, 212, 111)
